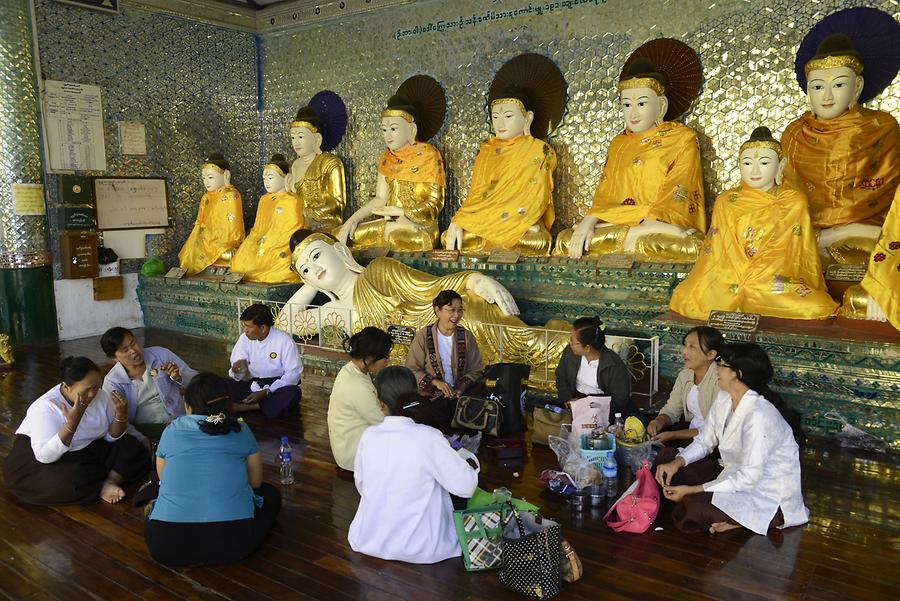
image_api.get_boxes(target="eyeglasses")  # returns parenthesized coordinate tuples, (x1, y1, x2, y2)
(714, 357, 732, 369)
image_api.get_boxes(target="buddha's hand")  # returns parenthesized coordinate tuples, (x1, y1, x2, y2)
(569, 216, 599, 259)
(466, 273, 519, 316)
(337, 219, 359, 244)
(444, 223, 463, 250)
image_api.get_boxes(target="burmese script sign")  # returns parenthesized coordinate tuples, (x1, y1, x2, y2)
(825, 263, 868, 283)
(596, 253, 635, 270)
(387, 325, 417, 346)
(707, 310, 760, 334)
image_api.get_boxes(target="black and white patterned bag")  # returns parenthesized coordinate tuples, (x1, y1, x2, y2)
(498, 504, 562, 600)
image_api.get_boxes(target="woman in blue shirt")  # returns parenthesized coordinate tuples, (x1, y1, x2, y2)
(144, 372, 281, 566)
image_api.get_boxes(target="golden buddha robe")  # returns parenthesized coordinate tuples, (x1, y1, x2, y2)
(230, 190, 305, 283)
(669, 185, 837, 320)
(351, 257, 568, 378)
(782, 107, 899, 232)
(846, 188, 900, 329)
(448, 135, 556, 255)
(178, 185, 245, 276)
(555, 122, 705, 260)
(292, 153, 346, 234)
(352, 142, 445, 251)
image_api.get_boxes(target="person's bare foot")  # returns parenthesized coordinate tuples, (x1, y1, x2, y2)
(100, 480, 125, 504)
(709, 521, 741, 534)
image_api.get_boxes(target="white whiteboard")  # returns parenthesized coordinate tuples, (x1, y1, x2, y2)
(94, 177, 170, 229)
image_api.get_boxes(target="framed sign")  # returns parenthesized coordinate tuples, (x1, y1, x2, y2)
(707, 310, 760, 333)
(94, 177, 170, 230)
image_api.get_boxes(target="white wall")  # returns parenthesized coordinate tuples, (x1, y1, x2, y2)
(54, 274, 143, 341)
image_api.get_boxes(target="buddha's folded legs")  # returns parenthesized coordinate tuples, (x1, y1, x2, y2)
(823, 236, 878, 265)
(632, 232, 703, 263)
(443, 225, 553, 256)
(552, 224, 628, 257)
(351, 218, 437, 251)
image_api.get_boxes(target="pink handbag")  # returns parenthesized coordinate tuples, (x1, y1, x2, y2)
(603, 459, 659, 533)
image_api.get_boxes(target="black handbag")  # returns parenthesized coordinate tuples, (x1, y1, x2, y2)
(451, 396, 502, 436)
(498, 503, 563, 600)
(484, 363, 530, 434)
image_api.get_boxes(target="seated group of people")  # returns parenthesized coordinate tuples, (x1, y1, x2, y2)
(2, 293, 810, 568)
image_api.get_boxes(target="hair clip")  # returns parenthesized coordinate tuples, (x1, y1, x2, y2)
(205, 413, 226, 424)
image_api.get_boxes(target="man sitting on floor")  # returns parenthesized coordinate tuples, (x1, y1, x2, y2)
(101, 327, 198, 445)
(228, 303, 303, 418)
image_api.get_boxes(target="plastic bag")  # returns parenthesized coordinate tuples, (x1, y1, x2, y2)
(547, 430, 601, 489)
(447, 432, 482, 454)
(569, 396, 611, 437)
(616, 440, 661, 472)
(824, 411, 886, 453)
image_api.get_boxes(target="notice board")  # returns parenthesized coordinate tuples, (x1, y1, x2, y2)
(93, 177, 170, 230)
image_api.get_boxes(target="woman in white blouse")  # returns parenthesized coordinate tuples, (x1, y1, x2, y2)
(647, 326, 723, 445)
(655, 343, 809, 535)
(349, 366, 479, 564)
(327, 327, 393, 471)
(3, 357, 150, 505)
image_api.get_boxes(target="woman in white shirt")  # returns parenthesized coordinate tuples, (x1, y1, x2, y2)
(655, 343, 809, 535)
(327, 327, 393, 470)
(554, 317, 634, 422)
(405, 290, 485, 425)
(349, 365, 479, 563)
(3, 357, 149, 505)
(647, 326, 723, 445)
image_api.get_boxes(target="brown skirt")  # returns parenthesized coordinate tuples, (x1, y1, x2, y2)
(3, 434, 149, 506)
(654, 446, 784, 533)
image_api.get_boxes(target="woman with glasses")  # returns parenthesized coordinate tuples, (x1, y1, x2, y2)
(654, 343, 808, 535)
(404, 290, 485, 425)
(554, 316, 635, 423)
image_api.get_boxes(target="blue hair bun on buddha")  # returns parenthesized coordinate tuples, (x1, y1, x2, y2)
(796, 7, 900, 103)
(308, 90, 348, 151)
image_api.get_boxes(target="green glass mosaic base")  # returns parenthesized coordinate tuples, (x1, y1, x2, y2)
(137, 275, 301, 341)
(392, 254, 900, 448)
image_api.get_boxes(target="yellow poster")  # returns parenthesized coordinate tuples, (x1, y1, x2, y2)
(13, 183, 45, 215)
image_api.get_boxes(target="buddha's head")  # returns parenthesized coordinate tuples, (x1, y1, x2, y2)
(805, 34, 864, 120)
(490, 87, 534, 140)
(201, 153, 230, 192)
(739, 127, 786, 192)
(289, 229, 364, 293)
(262, 154, 290, 193)
(618, 58, 668, 134)
(290, 107, 324, 158)
(381, 94, 418, 151)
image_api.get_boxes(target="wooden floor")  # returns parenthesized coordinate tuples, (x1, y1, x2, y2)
(0, 329, 897, 601)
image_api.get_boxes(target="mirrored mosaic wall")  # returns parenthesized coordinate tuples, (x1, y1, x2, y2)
(33, 0, 260, 273)
(0, 0, 46, 265)
(260, 0, 900, 231)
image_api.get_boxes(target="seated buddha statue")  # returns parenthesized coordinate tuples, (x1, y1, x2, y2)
(782, 33, 899, 265)
(555, 54, 705, 261)
(842, 186, 899, 329)
(283, 93, 348, 235)
(230, 154, 305, 283)
(178, 152, 245, 276)
(444, 53, 567, 256)
(669, 127, 838, 320)
(275, 229, 569, 377)
(339, 76, 447, 251)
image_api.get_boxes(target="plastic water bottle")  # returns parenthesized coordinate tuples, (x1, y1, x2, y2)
(279, 436, 294, 485)
(608, 412, 625, 437)
(602, 457, 618, 498)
